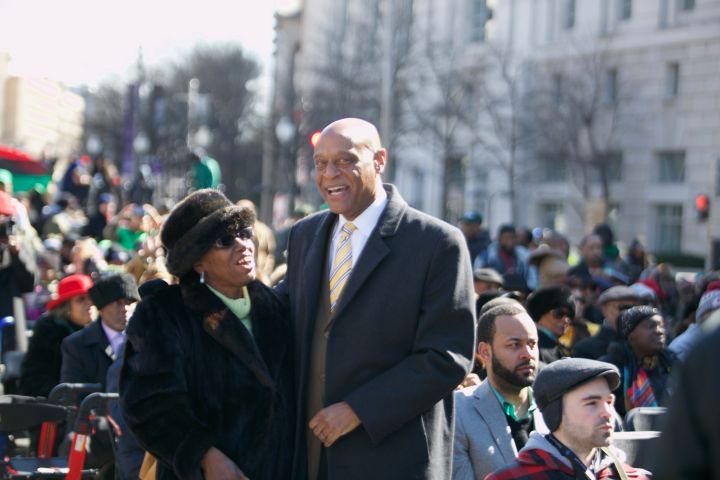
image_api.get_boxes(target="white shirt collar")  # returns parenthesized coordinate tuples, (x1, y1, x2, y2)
(335, 181, 388, 238)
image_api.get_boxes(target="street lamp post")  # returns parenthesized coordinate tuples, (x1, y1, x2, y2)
(187, 78, 200, 149)
(275, 115, 297, 217)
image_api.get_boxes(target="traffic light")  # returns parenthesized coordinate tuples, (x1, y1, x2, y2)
(310, 131, 322, 148)
(695, 193, 710, 221)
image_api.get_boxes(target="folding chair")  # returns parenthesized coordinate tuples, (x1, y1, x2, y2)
(0, 386, 113, 479)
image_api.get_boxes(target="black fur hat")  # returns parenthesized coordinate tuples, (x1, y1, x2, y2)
(525, 285, 575, 322)
(89, 273, 140, 310)
(161, 189, 255, 277)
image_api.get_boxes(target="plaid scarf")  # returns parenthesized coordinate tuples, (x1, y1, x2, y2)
(622, 343, 672, 411)
(624, 364, 657, 410)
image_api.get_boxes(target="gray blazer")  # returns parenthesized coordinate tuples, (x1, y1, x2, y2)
(452, 381, 548, 480)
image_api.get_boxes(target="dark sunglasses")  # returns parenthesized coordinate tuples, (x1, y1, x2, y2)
(551, 308, 573, 319)
(212, 227, 254, 248)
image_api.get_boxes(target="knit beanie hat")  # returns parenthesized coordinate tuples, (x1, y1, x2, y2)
(618, 305, 660, 338)
(525, 285, 575, 322)
(89, 273, 140, 310)
(161, 189, 255, 277)
(534, 357, 620, 431)
(697, 280, 720, 322)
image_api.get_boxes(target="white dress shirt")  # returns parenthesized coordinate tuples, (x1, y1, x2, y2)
(328, 183, 388, 274)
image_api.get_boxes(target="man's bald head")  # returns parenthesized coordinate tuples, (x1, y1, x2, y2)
(320, 118, 383, 153)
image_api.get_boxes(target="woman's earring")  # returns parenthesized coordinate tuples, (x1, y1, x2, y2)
(200, 271, 205, 284)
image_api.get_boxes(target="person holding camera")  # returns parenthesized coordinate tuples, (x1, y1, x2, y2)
(0, 190, 36, 319)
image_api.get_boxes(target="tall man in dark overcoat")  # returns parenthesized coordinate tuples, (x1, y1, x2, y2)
(277, 118, 476, 479)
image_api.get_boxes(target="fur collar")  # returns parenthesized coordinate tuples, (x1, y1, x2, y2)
(178, 277, 287, 385)
(179, 275, 228, 316)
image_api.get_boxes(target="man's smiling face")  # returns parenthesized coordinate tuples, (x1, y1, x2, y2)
(313, 124, 384, 221)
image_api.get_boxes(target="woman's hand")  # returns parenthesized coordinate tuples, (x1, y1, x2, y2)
(456, 373, 481, 390)
(201, 447, 249, 480)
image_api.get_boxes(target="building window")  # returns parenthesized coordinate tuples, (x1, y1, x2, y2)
(604, 69, 618, 103)
(470, 166, 489, 211)
(666, 62, 680, 98)
(594, 152, 623, 183)
(657, 151, 685, 183)
(680, 0, 695, 11)
(620, 0, 632, 20)
(468, 0, 493, 43)
(653, 204, 683, 252)
(538, 203, 565, 231)
(539, 157, 568, 182)
(564, 0, 576, 29)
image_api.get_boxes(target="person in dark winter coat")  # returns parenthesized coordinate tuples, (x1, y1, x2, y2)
(600, 305, 675, 417)
(525, 286, 574, 364)
(19, 274, 95, 397)
(60, 273, 140, 389)
(653, 320, 720, 479)
(120, 189, 294, 480)
(277, 119, 475, 480)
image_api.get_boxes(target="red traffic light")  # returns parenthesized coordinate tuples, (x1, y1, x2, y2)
(310, 131, 322, 148)
(696, 194, 710, 221)
(696, 194, 709, 211)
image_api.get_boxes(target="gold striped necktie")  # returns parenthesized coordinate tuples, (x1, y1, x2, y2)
(329, 222, 357, 312)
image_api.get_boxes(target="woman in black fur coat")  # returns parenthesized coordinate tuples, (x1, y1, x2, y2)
(120, 190, 294, 480)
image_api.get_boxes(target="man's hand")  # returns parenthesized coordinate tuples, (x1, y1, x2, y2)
(309, 401, 361, 448)
(201, 447, 249, 480)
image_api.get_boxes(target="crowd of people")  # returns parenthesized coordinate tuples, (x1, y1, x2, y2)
(0, 117, 716, 479)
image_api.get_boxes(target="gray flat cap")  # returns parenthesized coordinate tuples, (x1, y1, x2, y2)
(473, 268, 504, 286)
(534, 357, 620, 431)
(597, 285, 641, 305)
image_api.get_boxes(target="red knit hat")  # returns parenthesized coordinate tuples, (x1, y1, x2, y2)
(0, 191, 15, 217)
(47, 274, 93, 310)
(638, 278, 666, 300)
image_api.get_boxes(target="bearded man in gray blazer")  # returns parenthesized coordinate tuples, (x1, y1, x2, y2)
(453, 303, 548, 480)
(277, 118, 476, 480)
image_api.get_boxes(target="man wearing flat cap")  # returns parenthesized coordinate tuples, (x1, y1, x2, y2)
(486, 357, 650, 480)
(573, 286, 642, 360)
(473, 267, 504, 295)
(61, 272, 140, 388)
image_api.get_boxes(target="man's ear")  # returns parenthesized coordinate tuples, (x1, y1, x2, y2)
(374, 148, 387, 174)
(477, 341, 492, 366)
